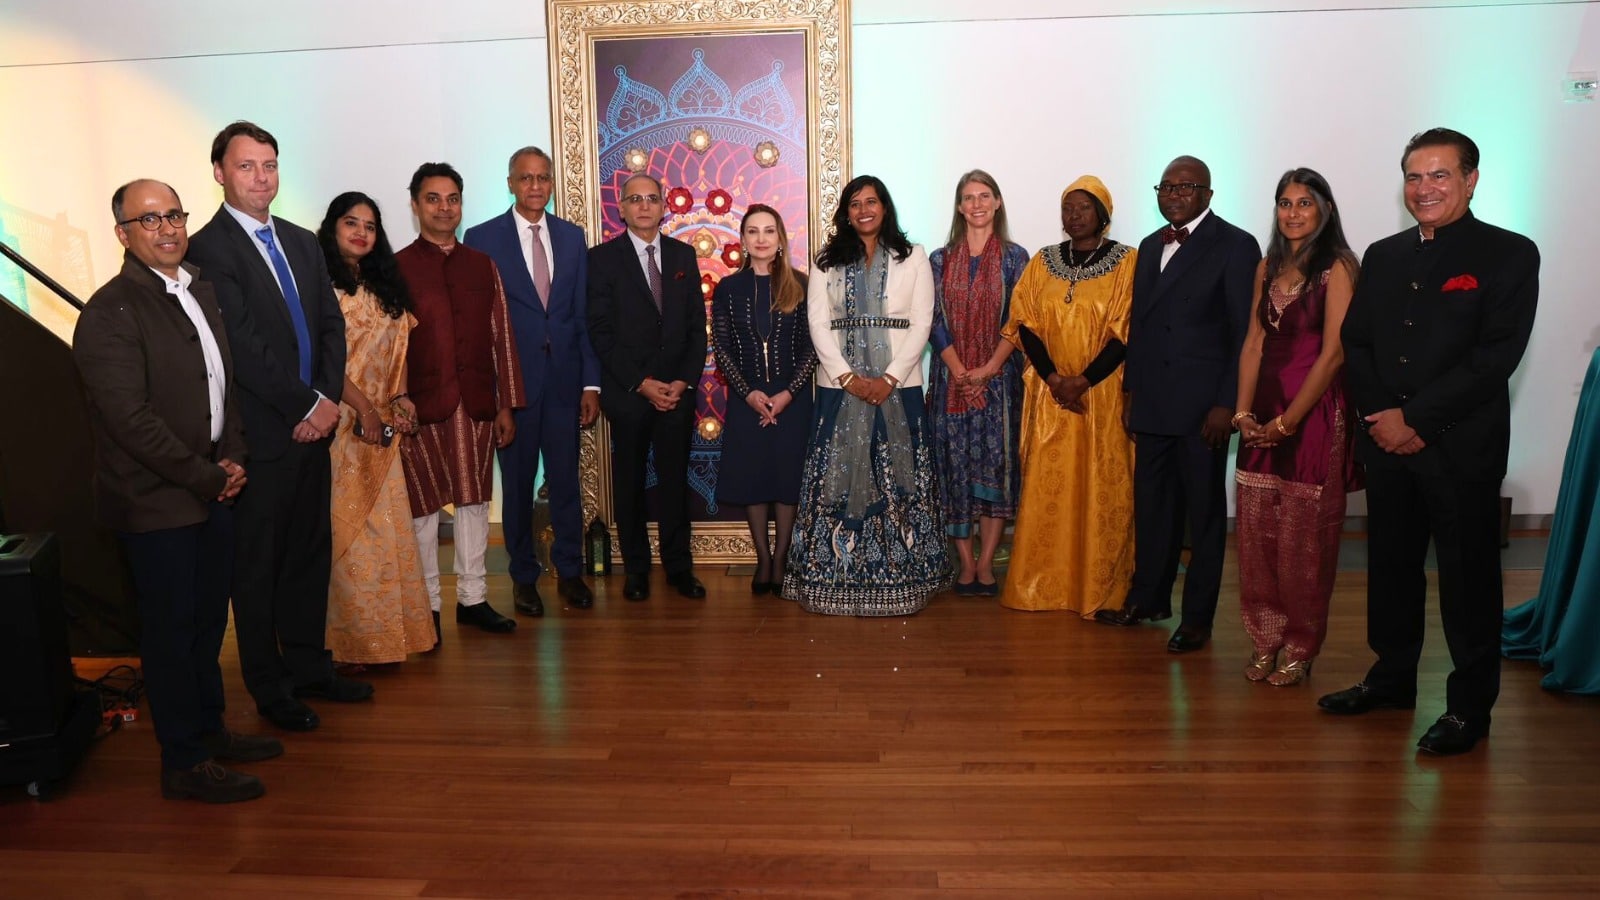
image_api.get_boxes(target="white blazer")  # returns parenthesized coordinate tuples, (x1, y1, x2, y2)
(807, 244, 934, 389)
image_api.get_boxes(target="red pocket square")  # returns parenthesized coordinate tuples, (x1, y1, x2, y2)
(1441, 274, 1479, 292)
(674, 271, 687, 280)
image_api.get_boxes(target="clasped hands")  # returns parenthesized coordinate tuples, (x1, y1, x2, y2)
(843, 373, 894, 407)
(950, 363, 999, 409)
(216, 458, 247, 501)
(638, 377, 690, 413)
(1043, 372, 1089, 415)
(1364, 407, 1426, 455)
(745, 389, 793, 426)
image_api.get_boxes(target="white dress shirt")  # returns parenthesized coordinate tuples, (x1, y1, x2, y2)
(1160, 206, 1211, 272)
(154, 265, 227, 442)
(513, 207, 556, 284)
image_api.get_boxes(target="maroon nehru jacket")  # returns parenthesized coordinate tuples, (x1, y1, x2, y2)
(395, 238, 523, 425)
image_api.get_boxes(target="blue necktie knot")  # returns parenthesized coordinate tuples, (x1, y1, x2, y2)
(255, 224, 312, 384)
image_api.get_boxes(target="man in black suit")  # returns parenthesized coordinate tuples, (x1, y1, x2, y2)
(1098, 156, 1260, 653)
(586, 173, 707, 600)
(75, 178, 281, 802)
(1320, 128, 1538, 756)
(186, 121, 371, 733)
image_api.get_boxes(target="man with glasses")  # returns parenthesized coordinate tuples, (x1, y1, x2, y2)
(586, 173, 707, 601)
(187, 122, 366, 734)
(1098, 156, 1260, 655)
(76, 179, 281, 801)
(396, 162, 526, 637)
(463, 146, 599, 617)
(1322, 128, 1538, 755)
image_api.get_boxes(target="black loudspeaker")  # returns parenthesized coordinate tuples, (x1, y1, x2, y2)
(0, 532, 98, 799)
(0, 533, 73, 743)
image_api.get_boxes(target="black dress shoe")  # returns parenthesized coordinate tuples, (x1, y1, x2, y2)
(667, 571, 707, 599)
(259, 698, 320, 732)
(557, 576, 594, 609)
(1316, 682, 1416, 715)
(751, 576, 772, 596)
(1417, 714, 1488, 755)
(456, 601, 517, 633)
(202, 730, 284, 763)
(623, 572, 650, 601)
(425, 610, 441, 652)
(1166, 625, 1211, 653)
(294, 674, 374, 703)
(512, 581, 545, 617)
(161, 760, 265, 803)
(1094, 607, 1172, 627)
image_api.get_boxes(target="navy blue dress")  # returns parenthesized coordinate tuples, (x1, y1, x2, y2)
(711, 268, 816, 505)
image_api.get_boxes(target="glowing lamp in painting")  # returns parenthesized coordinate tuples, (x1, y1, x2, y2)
(623, 148, 649, 173)
(721, 242, 742, 268)
(700, 273, 717, 297)
(697, 416, 722, 440)
(687, 127, 713, 153)
(753, 141, 780, 168)
(706, 189, 733, 215)
(666, 186, 694, 215)
(690, 229, 719, 259)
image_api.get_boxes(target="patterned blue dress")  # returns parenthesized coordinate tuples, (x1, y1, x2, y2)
(927, 243, 1029, 537)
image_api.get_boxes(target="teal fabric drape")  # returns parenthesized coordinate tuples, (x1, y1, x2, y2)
(1502, 347, 1600, 694)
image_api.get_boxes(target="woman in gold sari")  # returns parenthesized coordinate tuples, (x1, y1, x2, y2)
(317, 192, 434, 662)
(1000, 176, 1136, 616)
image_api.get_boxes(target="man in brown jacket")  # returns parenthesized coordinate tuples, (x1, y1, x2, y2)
(74, 179, 280, 803)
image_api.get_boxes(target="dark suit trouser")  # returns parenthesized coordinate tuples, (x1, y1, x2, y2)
(231, 439, 334, 706)
(1363, 465, 1502, 724)
(120, 503, 233, 771)
(608, 400, 694, 575)
(500, 389, 584, 583)
(1125, 431, 1228, 627)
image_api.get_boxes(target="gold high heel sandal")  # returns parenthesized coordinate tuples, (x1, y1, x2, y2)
(1244, 651, 1277, 682)
(1268, 659, 1313, 686)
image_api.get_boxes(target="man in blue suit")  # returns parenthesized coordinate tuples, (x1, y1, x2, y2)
(463, 146, 599, 615)
(1097, 155, 1260, 654)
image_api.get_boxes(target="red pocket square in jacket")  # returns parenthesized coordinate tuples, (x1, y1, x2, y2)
(1442, 274, 1479, 292)
(674, 271, 687, 280)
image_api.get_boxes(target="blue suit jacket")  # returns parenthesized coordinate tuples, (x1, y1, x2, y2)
(1124, 211, 1260, 436)
(463, 209, 598, 408)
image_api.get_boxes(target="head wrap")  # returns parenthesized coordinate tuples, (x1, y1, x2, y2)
(1061, 175, 1113, 233)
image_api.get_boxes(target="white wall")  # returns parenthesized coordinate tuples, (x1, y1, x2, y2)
(1, 0, 1595, 515)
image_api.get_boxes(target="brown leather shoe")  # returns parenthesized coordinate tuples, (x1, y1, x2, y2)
(160, 760, 265, 803)
(201, 730, 283, 763)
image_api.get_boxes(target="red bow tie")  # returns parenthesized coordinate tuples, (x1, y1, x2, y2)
(1161, 226, 1190, 245)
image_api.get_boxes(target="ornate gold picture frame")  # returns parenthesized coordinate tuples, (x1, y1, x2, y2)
(547, 0, 851, 563)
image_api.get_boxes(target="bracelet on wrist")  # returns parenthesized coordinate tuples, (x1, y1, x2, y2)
(1273, 415, 1296, 436)
(838, 372, 857, 389)
(1230, 411, 1256, 428)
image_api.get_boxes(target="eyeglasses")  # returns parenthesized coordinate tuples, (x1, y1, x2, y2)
(1152, 183, 1209, 197)
(515, 173, 553, 185)
(118, 211, 190, 230)
(621, 193, 662, 205)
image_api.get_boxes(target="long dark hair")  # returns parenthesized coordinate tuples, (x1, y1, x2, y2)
(738, 204, 808, 314)
(317, 191, 412, 319)
(815, 175, 912, 271)
(1263, 168, 1357, 306)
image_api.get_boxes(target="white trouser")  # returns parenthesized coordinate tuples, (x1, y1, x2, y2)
(412, 503, 490, 610)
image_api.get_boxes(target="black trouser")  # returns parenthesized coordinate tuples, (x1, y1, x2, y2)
(230, 439, 334, 707)
(606, 399, 694, 576)
(1363, 465, 1503, 724)
(1124, 431, 1229, 628)
(120, 503, 234, 771)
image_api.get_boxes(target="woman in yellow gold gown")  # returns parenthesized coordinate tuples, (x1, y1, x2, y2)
(317, 192, 435, 662)
(1000, 176, 1136, 616)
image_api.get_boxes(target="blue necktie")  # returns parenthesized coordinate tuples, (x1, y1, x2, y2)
(255, 225, 312, 384)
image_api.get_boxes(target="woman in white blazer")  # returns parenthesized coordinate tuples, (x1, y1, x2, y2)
(784, 175, 951, 615)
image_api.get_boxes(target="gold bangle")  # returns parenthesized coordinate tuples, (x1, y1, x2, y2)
(1274, 415, 1296, 437)
(883, 373, 900, 388)
(837, 372, 856, 388)
(1230, 411, 1256, 427)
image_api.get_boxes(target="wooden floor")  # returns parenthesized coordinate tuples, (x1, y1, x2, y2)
(2, 548, 1596, 899)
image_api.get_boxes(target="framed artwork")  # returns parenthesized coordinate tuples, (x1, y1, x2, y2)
(547, 0, 851, 562)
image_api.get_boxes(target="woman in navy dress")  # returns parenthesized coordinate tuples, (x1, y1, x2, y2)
(711, 204, 816, 593)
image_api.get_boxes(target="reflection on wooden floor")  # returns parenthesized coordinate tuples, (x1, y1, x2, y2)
(2, 551, 1596, 898)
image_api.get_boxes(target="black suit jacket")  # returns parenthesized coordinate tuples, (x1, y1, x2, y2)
(586, 232, 706, 416)
(1341, 211, 1539, 480)
(186, 205, 345, 460)
(1125, 211, 1261, 435)
(72, 254, 247, 533)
